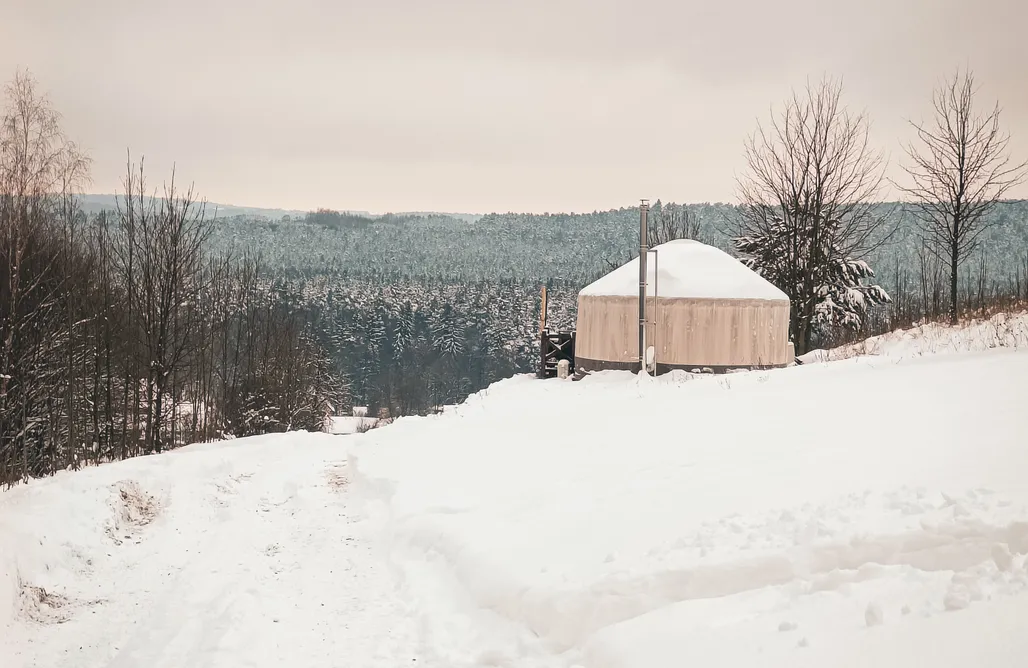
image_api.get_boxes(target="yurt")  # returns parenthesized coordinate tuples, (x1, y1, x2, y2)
(575, 239, 791, 373)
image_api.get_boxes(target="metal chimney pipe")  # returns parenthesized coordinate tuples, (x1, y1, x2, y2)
(639, 199, 649, 374)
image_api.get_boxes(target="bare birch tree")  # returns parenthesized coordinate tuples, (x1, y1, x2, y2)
(898, 68, 1028, 324)
(0, 70, 90, 481)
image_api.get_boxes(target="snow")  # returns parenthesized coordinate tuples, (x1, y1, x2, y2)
(4, 319, 1028, 667)
(0, 432, 422, 668)
(799, 311, 1028, 363)
(350, 345, 1028, 666)
(327, 415, 379, 434)
(579, 239, 789, 301)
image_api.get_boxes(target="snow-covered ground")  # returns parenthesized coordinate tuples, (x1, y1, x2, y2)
(350, 346, 1028, 666)
(0, 433, 423, 668)
(3, 320, 1027, 667)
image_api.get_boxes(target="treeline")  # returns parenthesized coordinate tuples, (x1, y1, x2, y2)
(203, 201, 1028, 290)
(0, 73, 344, 487)
(294, 276, 577, 414)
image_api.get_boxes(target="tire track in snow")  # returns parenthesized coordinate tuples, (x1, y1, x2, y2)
(526, 514, 1028, 651)
(386, 486, 1028, 657)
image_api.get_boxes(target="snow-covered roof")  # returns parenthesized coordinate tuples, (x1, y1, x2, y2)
(580, 239, 788, 301)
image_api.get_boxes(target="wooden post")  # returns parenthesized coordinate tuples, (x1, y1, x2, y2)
(539, 285, 548, 338)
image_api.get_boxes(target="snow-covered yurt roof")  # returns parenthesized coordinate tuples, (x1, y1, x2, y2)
(580, 239, 788, 302)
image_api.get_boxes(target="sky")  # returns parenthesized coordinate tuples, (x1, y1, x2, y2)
(2, 0, 1027, 214)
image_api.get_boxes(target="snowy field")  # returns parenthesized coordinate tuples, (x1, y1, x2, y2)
(2, 318, 1027, 667)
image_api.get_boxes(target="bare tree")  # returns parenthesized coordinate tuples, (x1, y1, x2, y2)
(137, 172, 212, 453)
(0, 70, 348, 487)
(898, 68, 1028, 324)
(733, 76, 894, 354)
(601, 201, 704, 272)
(650, 202, 703, 245)
(113, 153, 148, 459)
(0, 70, 90, 482)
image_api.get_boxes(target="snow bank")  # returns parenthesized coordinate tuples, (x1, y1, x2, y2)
(579, 239, 788, 301)
(0, 439, 282, 642)
(800, 311, 1028, 363)
(351, 349, 1028, 666)
(1, 431, 428, 668)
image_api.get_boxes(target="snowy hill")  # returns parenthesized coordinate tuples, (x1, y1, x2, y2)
(3, 324, 1028, 667)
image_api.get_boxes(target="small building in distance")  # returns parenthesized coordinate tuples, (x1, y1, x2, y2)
(575, 239, 791, 374)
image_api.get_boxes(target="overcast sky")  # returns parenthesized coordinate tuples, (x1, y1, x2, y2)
(2, 0, 1026, 213)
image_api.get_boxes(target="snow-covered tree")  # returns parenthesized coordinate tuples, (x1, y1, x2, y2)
(734, 76, 895, 353)
(735, 214, 891, 341)
(433, 304, 464, 358)
(393, 301, 415, 360)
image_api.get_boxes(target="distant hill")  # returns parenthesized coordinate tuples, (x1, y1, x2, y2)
(392, 211, 482, 223)
(78, 195, 482, 223)
(77, 194, 1028, 289)
(78, 194, 323, 220)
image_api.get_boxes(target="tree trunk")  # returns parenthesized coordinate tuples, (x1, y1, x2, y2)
(121, 230, 133, 460)
(153, 380, 164, 454)
(66, 217, 76, 470)
(950, 240, 960, 325)
(144, 370, 155, 454)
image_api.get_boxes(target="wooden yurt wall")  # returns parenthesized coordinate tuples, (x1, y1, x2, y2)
(654, 298, 790, 367)
(575, 294, 791, 369)
(574, 295, 640, 365)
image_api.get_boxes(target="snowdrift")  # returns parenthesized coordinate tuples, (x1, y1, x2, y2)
(0, 452, 172, 638)
(0, 432, 427, 668)
(351, 346, 1028, 666)
(800, 311, 1028, 363)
